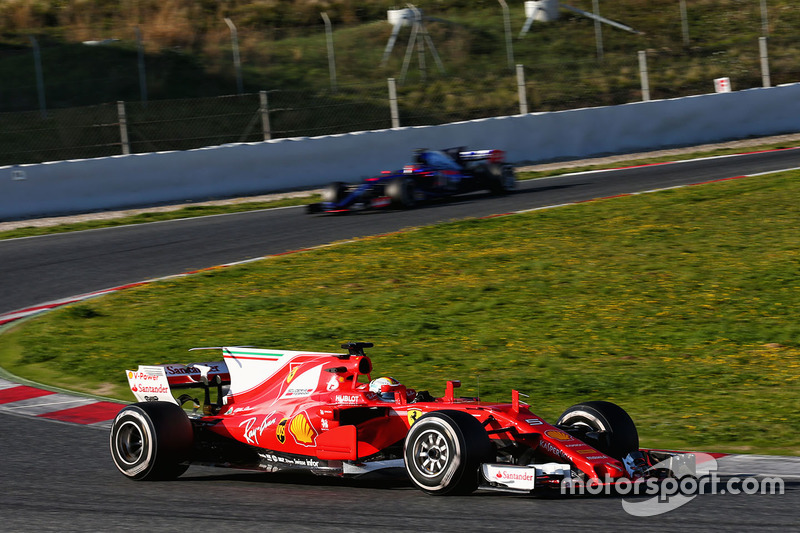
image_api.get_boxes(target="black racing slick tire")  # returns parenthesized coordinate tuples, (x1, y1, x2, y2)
(322, 181, 348, 203)
(481, 163, 516, 195)
(110, 402, 193, 481)
(498, 164, 516, 193)
(404, 410, 493, 496)
(556, 401, 639, 460)
(386, 176, 417, 209)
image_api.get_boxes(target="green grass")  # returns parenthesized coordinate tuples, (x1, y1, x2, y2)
(1, 169, 798, 455)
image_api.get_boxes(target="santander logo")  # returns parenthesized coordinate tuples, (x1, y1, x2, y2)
(497, 470, 535, 481)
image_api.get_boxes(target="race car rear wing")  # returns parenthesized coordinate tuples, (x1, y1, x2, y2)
(126, 358, 231, 411)
(126, 344, 373, 413)
(458, 149, 506, 164)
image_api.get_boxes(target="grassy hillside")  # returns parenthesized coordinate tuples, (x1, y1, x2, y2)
(2, 169, 799, 454)
(2, 0, 799, 110)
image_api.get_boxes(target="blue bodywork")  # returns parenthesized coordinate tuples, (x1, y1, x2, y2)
(307, 148, 515, 214)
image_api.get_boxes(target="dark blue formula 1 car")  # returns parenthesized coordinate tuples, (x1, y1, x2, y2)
(307, 147, 516, 214)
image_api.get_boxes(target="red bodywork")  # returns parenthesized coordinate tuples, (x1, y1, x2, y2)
(129, 345, 629, 484)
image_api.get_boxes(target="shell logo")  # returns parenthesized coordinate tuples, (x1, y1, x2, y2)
(544, 429, 572, 441)
(290, 413, 317, 446)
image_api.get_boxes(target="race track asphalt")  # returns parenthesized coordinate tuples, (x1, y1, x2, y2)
(1, 412, 797, 532)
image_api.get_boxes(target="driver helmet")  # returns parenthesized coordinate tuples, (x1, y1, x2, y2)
(369, 376, 401, 401)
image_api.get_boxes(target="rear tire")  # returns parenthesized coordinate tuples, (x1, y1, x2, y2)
(404, 410, 492, 495)
(483, 163, 516, 195)
(499, 164, 516, 193)
(110, 402, 193, 481)
(556, 401, 639, 460)
(386, 177, 417, 209)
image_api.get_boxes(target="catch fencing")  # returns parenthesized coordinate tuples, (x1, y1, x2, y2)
(1, 40, 798, 167)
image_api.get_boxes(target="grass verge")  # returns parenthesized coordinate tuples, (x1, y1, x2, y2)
(1, 168, 798, 455)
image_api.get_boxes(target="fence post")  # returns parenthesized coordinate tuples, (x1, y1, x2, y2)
(260, 90, 272, 141)
(135, 27, 148, 105)
(638, 50, 650, 101)
(498, 0, 514, 69)
(516, 64, 528, 114)
(593, 0, 604, 61)
(224, 17, 243, 95)
(759, 37, 771, 88)
(321, 12, 337, 93)
(679, 0, 690, 46)
(29, 35, 47, 119)
(388, 78, 400, 129)
(117, 101, 131, 155)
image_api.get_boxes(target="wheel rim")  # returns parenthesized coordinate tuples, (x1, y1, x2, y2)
(323, 185, 343, 203)
(116, 420, 145, 465)
(413, 429, 451, 477)
(561, 412, 607, 432)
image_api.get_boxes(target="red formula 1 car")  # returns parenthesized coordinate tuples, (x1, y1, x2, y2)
(110, 342, 685, 495)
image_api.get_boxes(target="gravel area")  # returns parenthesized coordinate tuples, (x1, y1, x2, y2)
(3, 132, 799, 232)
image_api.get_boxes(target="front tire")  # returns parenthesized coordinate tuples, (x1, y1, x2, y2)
(404, 410, 493, 495)
(556, 401, 639, 460)
(386, 177, 417, 209)
(322, 181, 348, 204)
(110, 402, 193, 481)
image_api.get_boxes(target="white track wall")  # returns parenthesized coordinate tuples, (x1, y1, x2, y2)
(3, 83, 800, 220)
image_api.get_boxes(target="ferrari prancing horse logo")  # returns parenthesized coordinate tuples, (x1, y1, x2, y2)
(407, 409, 423, 426)
(285, 366, 300, 384)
